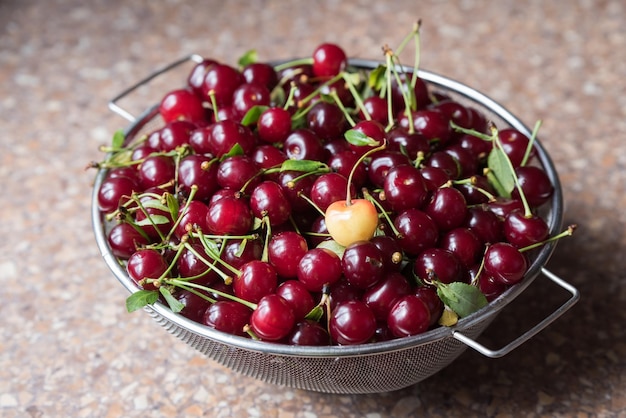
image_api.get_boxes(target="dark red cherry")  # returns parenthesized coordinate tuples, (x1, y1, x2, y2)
(257, 107, 293, 144)
(152, 120, 197, 152)
(383, 164, 429, 212)
(268, 231, 309, 279)
(201, 63, 244, 106)
(503, 209, 549, 248)
(414, 286, 444, 326)
(362, 272, 412, 321)
(250, 294, 296, 341)
(232, 82, 271, 119)
(177, 242, 217, 284)
(276, 280, 316, 321)
(424, 186, 468, 232)
(465, 206, 504, 244)
(341, 241, 385, 289)
(127, 249, 168, 291)
(393, 209, 439, 256)
(498, 128, 536, 167)
(203, 300, 252, 337)
(187, 58, 219, 96)
(370, 235, 404, 272)
(360, 96, 388, 125)
(233, 260, 278, 304)
(328, 150, 368, 188)
(297, 248, 342, 292)
(511, 165, 554, 207)
(386, 127, 430, 160)
(206, 195, 253, 235)
(399, 109, 452, 147)
(241, 62, 278, 90)
(413, 247, 463, 284)
(97, 175, 138, 213)
(249, 180, 291, 226)
(220, 238, 263, 270)
(278, 170, 317, 212)
(283, 128, 326, 161)
(483, 242, 528, 285)
(287, 320, 330, 346)
(138, 155, 176, 190)
(368, 151, 412, 189)
(329, 300, 376, 345)
(439, 227, 483, 268)
(387, 294, 430, 338)
(107, 223, 149, 259)
(177, 154, 218, 201)
(176, 289, 212, 323)
(306, 101, 347, 140)
(207, 119, 256, 157)
(217, 155, 261, 193)
(309, 172, 355, 212)
(174, 200, 210, 239)
(159, 88, 206, 124)
(312, 43, 348, 77)
(420, 166, 451, 191)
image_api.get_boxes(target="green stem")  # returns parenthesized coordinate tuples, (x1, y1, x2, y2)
(519, 224, 577, 253)
(520, 119, 542, 167)
(273, 57, 314, 72)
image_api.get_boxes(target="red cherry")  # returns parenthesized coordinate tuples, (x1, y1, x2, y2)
(250, 294, 295, 341)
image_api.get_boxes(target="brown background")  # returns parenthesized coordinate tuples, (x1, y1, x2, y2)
(1, 0, 625, 416)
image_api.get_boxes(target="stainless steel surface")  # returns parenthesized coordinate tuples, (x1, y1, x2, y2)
(92, 57, 578, 394)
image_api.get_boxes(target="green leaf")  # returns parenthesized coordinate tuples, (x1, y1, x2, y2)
(304, 305, 324, 322)
(141, 199, 169, 212)
(238, 49, 258, 68)
(135, 214, 170, 226)
(368, 65, 387, 91)
(316, 239, 346, 259)
(487, 146, 515, 198)
(344, 129, 380, 147)
(126, 290, 159, 312)
(436, 282, 488, 318)
(279, 159, 327, 173)
(166, 193, 179, 221)
(159, 287, 185, 313)
(222, 143, 244, 159)
(240, 105, 269, 126)
(112, 129, 125, 149)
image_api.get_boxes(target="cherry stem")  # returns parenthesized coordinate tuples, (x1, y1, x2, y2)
(273, 57, 314, 72)
(520, 119, 542, 167)
(182, 241, 232, 284)
(452, 176, 497, 201)
(341, 72, 371, 121)
(296, 191, 326, 216)
(328, 89, 356, 127)
(383, 46, 395, 131)
(195, 232, 242, 279)
(519, 224, 577, 253)
(165, 185, 198, 242)
(166, 278, 257, 310)
(282, 81, 298, 110)
(345, 139, 387, 205)
(362, 188, 402, 238)
(208, 90, 220, 121)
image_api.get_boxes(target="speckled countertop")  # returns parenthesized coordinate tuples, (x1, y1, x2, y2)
(1, 0, 625, 417)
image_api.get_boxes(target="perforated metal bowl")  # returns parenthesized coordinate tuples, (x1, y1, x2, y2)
(92, 56, 579, 394)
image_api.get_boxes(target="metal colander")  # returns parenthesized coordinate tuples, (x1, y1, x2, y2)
(92, 56, 580, 394)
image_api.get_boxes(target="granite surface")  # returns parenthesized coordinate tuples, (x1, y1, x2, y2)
(1, 0, 625, 416)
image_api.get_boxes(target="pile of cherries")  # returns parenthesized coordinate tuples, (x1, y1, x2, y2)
(95, 35, 568, 346)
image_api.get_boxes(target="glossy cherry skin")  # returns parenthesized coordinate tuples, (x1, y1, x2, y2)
(503, 209, 549, 248)
(187, 58, 219, 96)
(138, 155, 176, 190)
(393, 209, 439, 256)
(387, 294, 431, 338)
(414, 286, 444, 326)
(127, 249, 169, 291)
(241, 62, 278, 90)
(250, 294, 296, 341)
(206, 195, 253, 235)
(399, 109, 452, 146)
(232, 260, 278, 304)
(310, 172, 355, 212)
(107, 223, 149, 259)
(312, 43, 348, 77)
(413, 247, 464, 284)
(278, 170, 317, 212)
(276, 280, 316, 321)
(386, 127, 430, 160)
(511, 165, 554, 207)
(297, 248, 342, 292)
(206, 119, 256, 157)
(232, 82, 271, 119)
(203, 300, 252, 337)
(424, 186, 468, 232)
(220, 238, 263, 270)
(201, 63, 243, 106)
(177, 154, 219, 201)
(362, 272, 412, 321)
(360, 96, 389, 125)
(439, 227, 483, 268)
(176, 289, 212, 323)
(217, 155, 261, 193)
(97, 175, 137, 213)
(287, 320, 330, 346)
(174, 200, 210, 239)
(257, 107, 293, 144)
(151, 120, 197, 152)
(498, 128, 536, 167)
(383, 164, 429, 212)
(329, 300, 376, 345)
(159, 88, 206, 124)
(283, 128, 326, 162)
(483, 242, 528, 285)
(177, 242, 217, 284)
(307, 101, 347, 140)
(370, 235, 404, 272)
(341, 241, 386, 289)
(268, 231, 308, 279)
(368, 150, 412, 188)
(249, 180, 291, 226)
(465, 206, 504, 244)
(328, 150, 368, 188)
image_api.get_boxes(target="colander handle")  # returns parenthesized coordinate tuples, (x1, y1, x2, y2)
(452, 268, 579, 358)
(108, 54, 204, 122)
